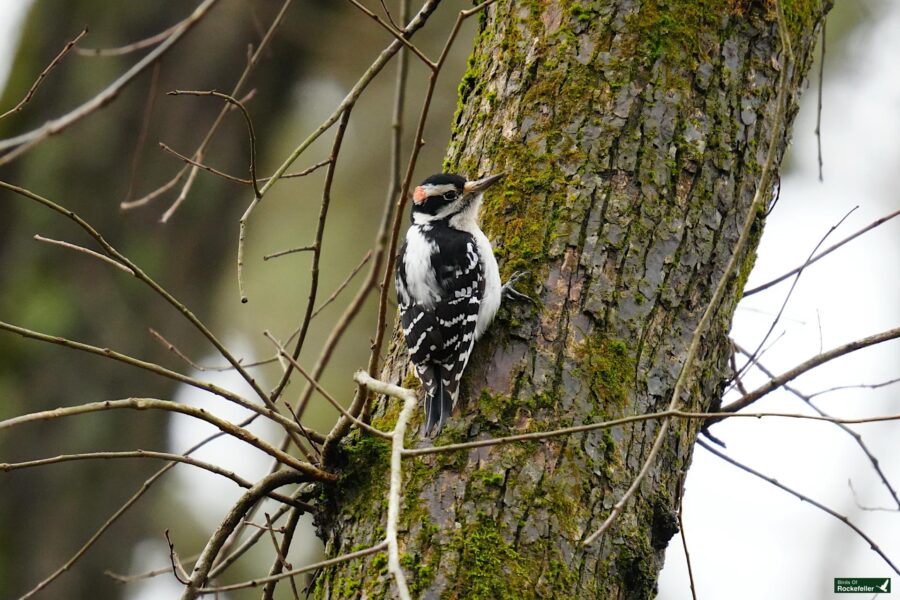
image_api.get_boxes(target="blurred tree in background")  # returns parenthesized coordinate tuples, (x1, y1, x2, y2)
(2, 1, 897, 600)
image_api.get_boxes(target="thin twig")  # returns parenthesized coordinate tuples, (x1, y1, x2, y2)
(263, 245, 316, 261)
(353, 371, 417, 600)
(678, 502, 698, 600)
(380, 0, 401, 28)
(123, 63, 160, 205)
(734, 206, 857, 383)
(808, 376, 900, 399)
(699, 439, 900, 576)
(402, 409, 900, 457)
(33, 234, 134, 274)
(197, 542, 388, 593)
(265, 333, 391, 439)
(75, 21, 183, 57)
(582, 0, 794, 546)
(0, 397, 330, 479)
(0, 27, 88, 120)
(714, 325, 900, 419)
(158, 142, 248, 185)
(848, 479, 900, 513)
(167, 89, 261, 198)
(181, 470, 310, 600)
(162, 0, 296, 217)
(0, 319, 309, 437)
(743, 207, 900, 296)
(311, 250, 373, 319)
(0, 450, 309, 509)
(0, 0, 220, 166)
(346, 0, 436, 69)
(268, 108, 352, 399)
(815, 20, 826, 182)
(149, 327, 275, 372)
(262, 509, 303, 600)
(165, 530, 191, 585)
(736, 344, 900, 510)
(121, 165, 189, 210)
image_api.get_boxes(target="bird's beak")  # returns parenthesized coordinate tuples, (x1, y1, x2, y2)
(463, 173, 504, 194)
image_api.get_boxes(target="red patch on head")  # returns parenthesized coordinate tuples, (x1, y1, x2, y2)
(413, 186, 429, 204)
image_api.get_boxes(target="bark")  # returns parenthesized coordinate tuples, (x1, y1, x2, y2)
(316, 1, 829, 598)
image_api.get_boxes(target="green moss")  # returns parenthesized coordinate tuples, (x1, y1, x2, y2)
(453, 515, 532, 600)
(617, 534, 657, 599)
(332, 434, 391, 521)
(476, 469, 505, 487)
(576, 336, 634, 409)
(402, 552, 436, 595)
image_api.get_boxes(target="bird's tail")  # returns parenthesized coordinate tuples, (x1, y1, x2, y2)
(419, 365, 451, 437)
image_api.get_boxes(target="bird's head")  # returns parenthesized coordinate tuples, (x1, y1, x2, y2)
(410, 172, 503, 224)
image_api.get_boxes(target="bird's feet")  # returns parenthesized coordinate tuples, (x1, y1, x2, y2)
(501, 271, 536, 304)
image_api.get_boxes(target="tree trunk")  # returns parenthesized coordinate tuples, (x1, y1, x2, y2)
(316, 1, 829, 597)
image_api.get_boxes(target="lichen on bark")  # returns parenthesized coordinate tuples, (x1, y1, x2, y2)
(314, 1, 830, 598)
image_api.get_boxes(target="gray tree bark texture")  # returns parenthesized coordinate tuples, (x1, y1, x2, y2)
(315, 1, 830, 598)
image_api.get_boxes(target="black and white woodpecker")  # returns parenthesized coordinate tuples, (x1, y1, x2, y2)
(395, 172, 528, 436)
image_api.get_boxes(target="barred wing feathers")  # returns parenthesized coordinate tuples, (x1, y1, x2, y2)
(396, 231, 484, 435)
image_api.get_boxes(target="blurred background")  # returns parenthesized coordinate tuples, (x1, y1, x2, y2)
(0, 1, 896, 599)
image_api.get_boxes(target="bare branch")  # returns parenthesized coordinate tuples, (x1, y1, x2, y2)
(714, 325, 900, 419)
(678, 502, 698, 600)
(268, 108, 352, 397)
(0, 397, 331, 479)
(263, 245, 316, 261)
(0, 450, 310, 509)
(198, 542, 388, 594)
(121, 165, 189, 210)
(354, 371, 417, 600)
(76, 21, 183, 57)
(0, 0, 220, 166)
(0, 27, 88, 120)
(33, 234, 134, 274)
(743, 207, 900, 296)
(699, 439, 900, 576)
(403, 408, 900, 457)
(346, 0, 435, 69)
(311, 250, 373, 319)
(180, 469, 311, 599)
(0, 320, 310, 436)
(264, 333, 391, 439)
(165, 530, 191, 585)
(167, 89, 262, 198)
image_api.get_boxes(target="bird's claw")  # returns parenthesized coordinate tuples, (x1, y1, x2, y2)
(501, 271, 536, 304)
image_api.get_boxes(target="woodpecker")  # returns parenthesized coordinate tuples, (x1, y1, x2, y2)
(395, 172, 528, 436)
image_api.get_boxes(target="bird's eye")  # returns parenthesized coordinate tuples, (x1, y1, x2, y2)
(443, 191, 458, 201)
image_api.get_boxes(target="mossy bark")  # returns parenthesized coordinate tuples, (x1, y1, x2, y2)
(316, 1, 829, 598)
